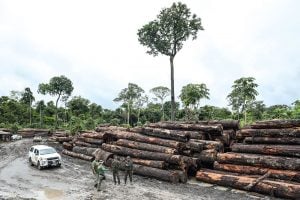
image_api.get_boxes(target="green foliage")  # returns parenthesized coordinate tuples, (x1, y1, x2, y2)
(67, 96, 90, 117)
(199, 105, 231, 120)
(180, 83, 209, 109)
(84, 117, 96, 130)
(227, 77, 259, 124)
(68, 116, 83, 135)
(10, 123, 19, 134)
(20, 87, 35, 105)
(150, 86, 170, 121)
(263, 105, 292, 119)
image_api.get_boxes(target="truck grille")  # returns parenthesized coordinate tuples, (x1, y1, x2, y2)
(47, 157, 59, 161)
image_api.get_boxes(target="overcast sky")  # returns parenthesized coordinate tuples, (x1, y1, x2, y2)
(0, 0, 299, 109)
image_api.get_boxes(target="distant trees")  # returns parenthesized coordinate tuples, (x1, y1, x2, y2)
(138, 2, 204, 121)
(114, 83, 144, 125)
(180, 83, 209, 120)
(38, 75, 74, 128)
(227, 77, 258, 124)
(20, 87, 35, 125)
(150, 86, 170, 121)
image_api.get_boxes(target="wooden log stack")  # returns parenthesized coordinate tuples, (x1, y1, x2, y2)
(196, 119, 300, 199)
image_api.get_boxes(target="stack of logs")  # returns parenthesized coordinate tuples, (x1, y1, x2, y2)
(196, 119, 300, 199)
(18, 128, 51, 138)
(61, 121, 239, 183)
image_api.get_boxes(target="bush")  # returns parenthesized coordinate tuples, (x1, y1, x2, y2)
(10, 123, 19, 134)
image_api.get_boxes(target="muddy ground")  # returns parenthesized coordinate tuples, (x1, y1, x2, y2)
(0, 139, 279, 200)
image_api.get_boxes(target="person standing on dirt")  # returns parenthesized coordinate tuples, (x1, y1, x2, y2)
(91, 159, 108, 191)
(124, 156, 133, 184)
(111, 158, 121, 185)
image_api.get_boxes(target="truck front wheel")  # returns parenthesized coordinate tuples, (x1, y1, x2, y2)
(29, 157, 34, 166)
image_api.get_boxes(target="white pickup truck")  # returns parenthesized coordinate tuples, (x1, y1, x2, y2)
(28, 145, 62, 170)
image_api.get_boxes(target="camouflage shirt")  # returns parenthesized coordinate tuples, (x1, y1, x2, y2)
(111, 159, 120, 172)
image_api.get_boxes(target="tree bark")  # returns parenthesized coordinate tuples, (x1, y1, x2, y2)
(74, 140, 99, 148)
(170, 56, 175, 121)
(147, 122, 223, 134)
(72, 146, 97, 157)
(244, 137, 300, 145)
(92, 148, 114, 164)
(114, 155, 167, 169)
(189, 139, 224, 152)
(137, 127, 190, 142)
(62, 142, 73, 151)
(237, 128, 300, 139)
(103, 130, 185, 150)
(196, 169, 300, 199)
(77, 136, 103, 145)
(115, 139, 178, 154)
(80, 132, 104, 139)
(249, 119, 300, 129)
(62, 149, 93, 161)
(213, 162, 300, 182)
(102, 143, 183, 165)
(193, 149, 218, 164)
(217, 152, 300, 170)
(56, 137, 73, 143)
(231, 144, 300, 157)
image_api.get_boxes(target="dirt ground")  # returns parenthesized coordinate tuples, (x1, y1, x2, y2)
(0, 139, 279, 200)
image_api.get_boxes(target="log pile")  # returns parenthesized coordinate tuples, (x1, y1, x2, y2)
(196, 119, 300, 199)
(18, 128, 51, 138)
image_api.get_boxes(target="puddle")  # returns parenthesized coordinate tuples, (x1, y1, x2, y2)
(36, 188, 64, 200)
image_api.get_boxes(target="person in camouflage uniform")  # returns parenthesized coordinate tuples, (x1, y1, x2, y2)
(124, 156, 133, 184)
(91, 159, 108, 191)
(111, 158, 120, 185)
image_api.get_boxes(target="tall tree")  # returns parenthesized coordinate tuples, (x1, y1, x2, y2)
(113, 83, 144, 125)
(180, 83, 209, 120)
(150, 86, 170, 121)
(138, 2, 204, 121)
(67, 96, 90, 117)
(20, 87, 35, 125)
(36, 100, 46, 127)
(38, 75, 73, 128)
(135, 95, 148, 124)
(227, 77, 258, 124)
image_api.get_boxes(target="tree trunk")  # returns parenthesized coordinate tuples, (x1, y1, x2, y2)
(62, 149, 93, 161)
(115, 139, 178, 154)
(244, 136, 300, 145)
(55, 93, 61, 129)
(80, 132, 104, 139)
(72, 146, 97, 156)
(77, 136, 103, 145)
(92, 148, 114, 164)
(217, 152, 300, 170)
(74, 140, 99, 148)
(102, 143, 183, 165)
(62, 142, 73, 151)
(196, 169, 300, 199)
(161, 100, 165, 121)
(237, 128, 300, 139)
(56, 137, 73, 143)
(138, 127, 190, 142)
(249, 119, 300, 129)
(189, 139, 224, 152)
(103, 130, 185, 150)
(114, 155, 167, 169)
(213, 162, 300, 182)
(231, 144, 300, 157)
(193, 149, 218, 164)
(147, 122, 223, 135)
(170, 56, 175, 121)
(127, 102, 130, 125)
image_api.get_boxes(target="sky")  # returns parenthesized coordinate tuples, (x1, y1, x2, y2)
(0, 0, 299, 109)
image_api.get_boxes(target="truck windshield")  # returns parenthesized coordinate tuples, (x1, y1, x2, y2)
(39, 148, 56, 155)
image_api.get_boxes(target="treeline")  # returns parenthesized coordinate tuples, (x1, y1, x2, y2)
(0, 75, 299, 134)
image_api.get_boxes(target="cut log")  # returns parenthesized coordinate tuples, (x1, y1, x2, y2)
(186, 141, 203, 152)
(188, 131, 206, 140)
(115, 139, 178, 154)
(102, 143, 183, 165)
(72, 146, 97, 157)
(158, 120, 240, 130)
(77, 137, 103, 145)
(114, 155, 168, 169)
(74, 140, 99, 148)
(244, 137, 300, 145)
(212, 131, 231, 146)
(103, 130, 185, 150)
(147, 122, 223, 135)
(193, 149, 218, 164)
(132, 127, 190, 142)
(213, 162, 300, 182)
(80, 132, 104, 139)
(217, 152, 300, 170)
(231, 144, 300, 157)
(56, 137, 73, 143)
(92, 148, 114, 165)
(95, 126, 128, 132)
(249, 119, 300, 129)
(237, 128, 300, 139)
(62, 149, 93, 161)
(189, 139, 224, 152)
(62, 142, 73, 151)
(196, 169, 300, 199)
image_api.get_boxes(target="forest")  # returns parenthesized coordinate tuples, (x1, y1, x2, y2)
(0, 75, 299, 134)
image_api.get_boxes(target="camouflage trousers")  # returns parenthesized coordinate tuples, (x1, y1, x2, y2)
(113, 170, 120, 185)
(95, 173, 106, 191)
(124, 169, 133, 184)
